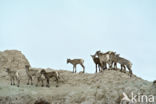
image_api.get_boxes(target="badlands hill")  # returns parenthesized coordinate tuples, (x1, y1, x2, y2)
(0, 50, 155, 104)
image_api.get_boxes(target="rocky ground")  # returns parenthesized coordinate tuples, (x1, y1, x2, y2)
(0, 50, 156, 104)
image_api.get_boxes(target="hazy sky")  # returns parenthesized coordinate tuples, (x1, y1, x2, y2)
(0, 0, 156, 81)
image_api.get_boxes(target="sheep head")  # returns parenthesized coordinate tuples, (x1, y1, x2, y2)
(40, 69, 46, 74)
(67, 59, 70, 64)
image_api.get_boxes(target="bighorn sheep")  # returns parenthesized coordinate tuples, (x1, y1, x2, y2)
(153, 80, 156, 84)
(116, 54, 133, 76)
(6, 68, 20, 87)
(67, 59, 85, 73)
(40, 69, 60, 87)
(95, 51, 110, 70)
(35, 70, 45, 87)
(91, 55, 101, 73)
(25, 65, 38, 85)
(108, 51, 118, 69)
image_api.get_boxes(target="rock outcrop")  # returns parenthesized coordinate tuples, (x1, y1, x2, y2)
(0, 50, 30, 71)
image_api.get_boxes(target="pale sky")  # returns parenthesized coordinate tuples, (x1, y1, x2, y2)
(0, 0, 156, 81)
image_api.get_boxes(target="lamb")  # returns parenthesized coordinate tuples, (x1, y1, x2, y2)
(67, 59, 85, 73)
(40, 69, 60, 87)
(116, 55, 133, 76)
(25, 65, 38, 85)
(91, 55, 101, 73)
(6, 68, 20, 87)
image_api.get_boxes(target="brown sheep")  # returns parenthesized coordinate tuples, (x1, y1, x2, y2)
(25, 65, 38, 85)
(35, 71, 45, 87)
(95, 51, 109, 70)
(116, 54, 133, 77)
(91, 55, 101, 73)
(40, 69, 59, 87)
(6, 68, 20, 87)
(67, 58, 85, 73)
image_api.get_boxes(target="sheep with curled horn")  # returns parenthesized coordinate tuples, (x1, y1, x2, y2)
(67, 58, 85, 73)
(91, 54, 102, 73)
(5, 68, 21, 87)
(40, 69, 60, 87)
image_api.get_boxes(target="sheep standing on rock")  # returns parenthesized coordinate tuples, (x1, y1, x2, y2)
(91, 55, 101, 73)
(40, 69, 60, 87)
(25, 65, 38, 85)
(115, 54, 133, 76)
(6, 68, 20, 87)
(67, 59, 85, 73)
(107, 51, 118, 69)
(95, 51, 110, 70)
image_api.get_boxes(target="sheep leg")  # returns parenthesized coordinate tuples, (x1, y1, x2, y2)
(17, 79, 20, 87)
(123, 65, 126, 73)
(80, 64, 85, 73)
(95, 64, 97, 73)
(73, 66, 75, 73)
(112, 61, 116, 69)
(120, 64, 123, 72)
(10, 78, 12, 85)
(30, 76, 33, 85)
(55, 77, 59, 87)
(16, 76, 20, 87)
(41, 80, 44, 87)
(108, 61, 113, 69)
(36, 77, 40, 87)
(18, 80, 20, 87)
(27, 77, 30, 85)
(127, 66, 133, 77)
(114, 62, 117, 69)
(13, 77, 15, 85)
(46, 79, 50, 87)
(74, 65, 77, 73)
(121, 65, 125, 72)
(103, 62, 107, 70)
